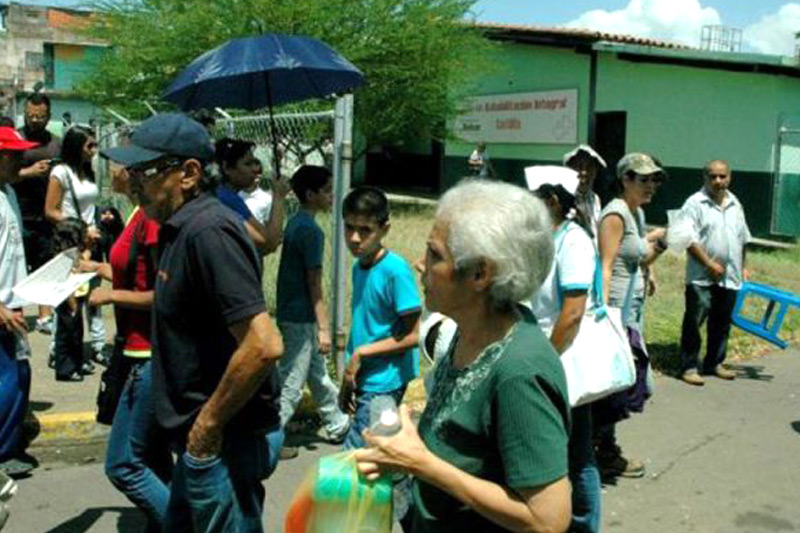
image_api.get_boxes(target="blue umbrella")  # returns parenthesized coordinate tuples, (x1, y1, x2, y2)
(162, 33, 364, 179)
(162, 33, 365, 111)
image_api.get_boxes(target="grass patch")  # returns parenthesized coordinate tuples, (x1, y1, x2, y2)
(264, 199, 800, 382)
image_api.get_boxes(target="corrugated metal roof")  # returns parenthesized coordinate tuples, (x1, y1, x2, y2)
(478, 22, 691, 50)
(0, 0, 94, 12)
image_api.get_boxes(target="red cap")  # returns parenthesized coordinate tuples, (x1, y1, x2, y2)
(0, 127, 39, 151)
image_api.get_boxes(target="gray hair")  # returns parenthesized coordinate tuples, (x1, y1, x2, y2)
(437, 179, 554, 310)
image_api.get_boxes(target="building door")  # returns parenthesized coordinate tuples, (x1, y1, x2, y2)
(593, 111, 627, 205)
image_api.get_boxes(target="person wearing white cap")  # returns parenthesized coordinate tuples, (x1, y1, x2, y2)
(563, 145, 606, 238)
(528, 165, 601, 532)
(593, 152, 668, 481)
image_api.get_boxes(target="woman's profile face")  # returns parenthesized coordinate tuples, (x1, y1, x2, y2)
(417, 219, 464, 315)
(82, 136, 98, 162)
(226, 148, 261, 189)
(622, 172, 661, 206)
(110, 164, 130, 196)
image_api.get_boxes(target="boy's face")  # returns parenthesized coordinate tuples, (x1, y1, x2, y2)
(344, 214, 388, 263)
(306, 178, 333, 212)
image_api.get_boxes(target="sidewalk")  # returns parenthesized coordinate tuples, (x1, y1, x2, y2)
(25, 307, 113, 447)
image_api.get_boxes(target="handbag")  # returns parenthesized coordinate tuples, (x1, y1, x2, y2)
(96, 218, 151, 425)
(558, 235, 637, 408)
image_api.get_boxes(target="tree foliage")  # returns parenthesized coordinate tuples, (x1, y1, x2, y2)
(81, 0, 490, 148)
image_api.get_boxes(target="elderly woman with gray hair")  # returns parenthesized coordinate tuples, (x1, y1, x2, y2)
(355, 180, 572, 533)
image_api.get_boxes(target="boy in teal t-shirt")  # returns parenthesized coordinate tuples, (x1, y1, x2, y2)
(340, 186, 421, 449)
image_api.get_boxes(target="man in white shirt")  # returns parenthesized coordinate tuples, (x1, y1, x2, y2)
(0, 127, 39, 480)
(679, 160, 751, 386)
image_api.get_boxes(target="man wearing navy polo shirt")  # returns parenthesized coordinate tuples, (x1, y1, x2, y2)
(102, 114, 284, 532)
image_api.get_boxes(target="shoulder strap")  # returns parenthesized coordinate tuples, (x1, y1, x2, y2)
(61, 166, 83, 219)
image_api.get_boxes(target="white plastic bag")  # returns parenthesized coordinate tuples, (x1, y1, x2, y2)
(666, 209, 696, 252)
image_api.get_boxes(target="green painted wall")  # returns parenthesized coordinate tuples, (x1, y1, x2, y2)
(443, 42, 591, 188)
(595, 55, 800, 172)
(595, 55, 800, 235)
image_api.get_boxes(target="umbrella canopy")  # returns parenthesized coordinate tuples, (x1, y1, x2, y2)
(162, 33, 365, 111)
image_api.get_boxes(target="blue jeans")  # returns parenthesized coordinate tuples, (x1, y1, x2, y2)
(343, 387, 406, 450)
(164, 425, 284, 532)
(0, 331, 30, 460)
(105, 360, 171, 530)
(569, 405, 601, 533)
(277, 322, 349, 437)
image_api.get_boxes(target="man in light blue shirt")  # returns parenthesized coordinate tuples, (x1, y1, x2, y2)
(679, 160, 751, 386)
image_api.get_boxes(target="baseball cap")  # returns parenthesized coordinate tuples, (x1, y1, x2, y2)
(524, 165, 580, 195)
(617, 153, 665, 178)
(100, 113, 214, 168)
(563, 144, 607, 169)
(0, 127, 38, 151)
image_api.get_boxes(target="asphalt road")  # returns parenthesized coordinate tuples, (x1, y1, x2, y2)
(6, 349, 800, 532)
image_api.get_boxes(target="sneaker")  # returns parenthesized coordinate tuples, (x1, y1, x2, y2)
(279, 446, 299, 461)
(35, 315, 54, 335)
(0, 471, 17, 502)
(91, 347, 109, 366)
(681, 370, 705, 387)
(0, 457, 34, 478)
(56, 371, 83, 382)
(323, 420, 351, 445)
(712, 365, 736, 380)
(80, 361, 95, 375)
(597, 445, 645, 479)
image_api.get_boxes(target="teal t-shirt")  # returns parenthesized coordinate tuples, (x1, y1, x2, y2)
(346, 251, 421, 393)
(276, 211, 324, 323)
(410, 308, 571, 533)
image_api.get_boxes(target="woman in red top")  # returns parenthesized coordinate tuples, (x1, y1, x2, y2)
(82, 165, 170, 530)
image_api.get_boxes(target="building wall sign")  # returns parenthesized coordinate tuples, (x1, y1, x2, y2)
(453, 89, 578, 144)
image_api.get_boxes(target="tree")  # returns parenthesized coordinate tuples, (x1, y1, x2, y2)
(81, 0, 490, 150)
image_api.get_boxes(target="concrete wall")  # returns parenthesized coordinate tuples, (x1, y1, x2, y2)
(0, 4, 103, 92)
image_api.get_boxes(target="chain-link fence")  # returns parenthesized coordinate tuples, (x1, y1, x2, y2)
(91, 97, 355, 377)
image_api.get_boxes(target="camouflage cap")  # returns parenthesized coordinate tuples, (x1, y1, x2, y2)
(617, 152, 664, 178)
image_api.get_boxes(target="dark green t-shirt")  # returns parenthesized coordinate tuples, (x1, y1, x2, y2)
(410, 310, 570, 533)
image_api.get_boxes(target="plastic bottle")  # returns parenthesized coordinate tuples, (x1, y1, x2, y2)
(368, 396, 411, 522)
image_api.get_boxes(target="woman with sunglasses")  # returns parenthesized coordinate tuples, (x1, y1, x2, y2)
(80, 164, 170, 531)
(594, 153, 668, 481)
(44, 126, 106, 379)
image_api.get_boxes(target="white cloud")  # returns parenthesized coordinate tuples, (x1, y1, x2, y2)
(565, 0, 721, 47)
(743, 4, 800, 56)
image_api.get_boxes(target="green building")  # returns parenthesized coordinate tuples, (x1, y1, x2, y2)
(372, 24, 800, 237)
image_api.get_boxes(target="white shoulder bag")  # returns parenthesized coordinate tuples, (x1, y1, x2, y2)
(558, 237, 637, 407)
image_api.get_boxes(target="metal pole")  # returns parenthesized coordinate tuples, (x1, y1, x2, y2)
(331, 94, 353, 380)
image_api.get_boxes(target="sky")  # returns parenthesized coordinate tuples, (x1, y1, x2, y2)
(471, 0, 800, 56)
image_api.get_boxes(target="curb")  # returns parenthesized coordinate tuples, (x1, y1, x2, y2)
(30, 411, 109, 448)
(28, 379, 429, 449)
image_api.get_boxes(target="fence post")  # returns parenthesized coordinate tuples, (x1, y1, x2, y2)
(331, 94, 353, 380)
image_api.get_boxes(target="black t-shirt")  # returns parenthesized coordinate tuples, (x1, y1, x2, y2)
(12, 128, 61, 222)
(151, 193, 279, 436)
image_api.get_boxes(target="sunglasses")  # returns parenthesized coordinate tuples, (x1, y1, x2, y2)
(129, 158, 184, 182)
(635, 174, 664, 185)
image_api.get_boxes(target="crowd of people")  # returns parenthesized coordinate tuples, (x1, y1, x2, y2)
(0, 93, 752, 532)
